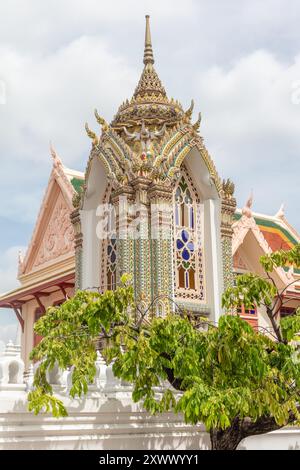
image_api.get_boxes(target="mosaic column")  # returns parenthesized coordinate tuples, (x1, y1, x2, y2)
(111, 185, 135, 286)
(148, 183, 174, 315)
(131, 177, 152, 304)
(220, 180, 237, 290)
(70, 207, 83, 291)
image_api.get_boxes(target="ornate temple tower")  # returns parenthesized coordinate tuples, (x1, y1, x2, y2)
(72, 16, 236, 322)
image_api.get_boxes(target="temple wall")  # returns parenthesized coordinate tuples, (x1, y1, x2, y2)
(0, 343, 299, 450)
(0, 388, 298, 450)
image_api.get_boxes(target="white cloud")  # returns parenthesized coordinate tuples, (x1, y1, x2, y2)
(194, 50, 300, 224)
(0, 246, 23, 352)
(0, 35, 137, 223)
(0, 0, 299, 233)
(0, 246, 25, 295)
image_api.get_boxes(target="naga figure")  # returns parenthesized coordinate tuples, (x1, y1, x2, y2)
(123, 120, 166, 159)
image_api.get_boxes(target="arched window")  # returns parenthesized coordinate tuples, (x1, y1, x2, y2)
(99, 184, 117, 291)
(173, 170, 204, 301)
(107, 236, 117, 290)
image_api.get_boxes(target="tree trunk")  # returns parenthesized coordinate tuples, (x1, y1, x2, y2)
(209, 415, 284, 450)
(210, 419, 244, 450)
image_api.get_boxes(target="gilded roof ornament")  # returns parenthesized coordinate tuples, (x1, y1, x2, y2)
(222, 179, 235, 199)
(185, 99, 194, 122)
(192, 112, 202, 132)
(94, 109, 109, 132)
(85, 122, 99, 146)
(83, 16, 221, 194)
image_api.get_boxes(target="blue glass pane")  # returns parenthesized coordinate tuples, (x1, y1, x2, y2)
(181, 230, 189, 243)
(187, 241, 194, 252)
(176, 239, 184, 250)
(111, 238, 116, 246)
(111, 251, 116, 263)
(182, 248, 190, 261)
(107, 245, 112, 255)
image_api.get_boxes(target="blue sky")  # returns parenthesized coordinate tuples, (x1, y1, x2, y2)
(0, 0, 299, 349)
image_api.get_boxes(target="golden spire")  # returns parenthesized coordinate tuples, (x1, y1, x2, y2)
(143, 15, 154, 65)
(133, 15, 166, 99)
(110, 16, 185, 129)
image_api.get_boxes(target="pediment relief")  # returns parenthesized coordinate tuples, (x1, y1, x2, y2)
(30, 191, 74, 271)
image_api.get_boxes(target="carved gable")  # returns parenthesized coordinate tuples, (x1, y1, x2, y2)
(29, 189, 74, 272)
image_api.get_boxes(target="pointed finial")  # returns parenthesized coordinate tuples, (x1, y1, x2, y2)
(85, 123, 99, 146)
(192, 112, 202, 132)
(143, 15, 154, 65)
(275, 203, 285, 219)
(49, 141, 62, 168)
(185, 99, 194, 121)
(242, 191, 253, 218)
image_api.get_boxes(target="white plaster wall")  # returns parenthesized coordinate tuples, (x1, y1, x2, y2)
(184, 151, 224, 323)
(81, 156, 107, 291)
(0, 387, 299, 450)
(0, 387, 209, 450)
(203, 198, 223, 323)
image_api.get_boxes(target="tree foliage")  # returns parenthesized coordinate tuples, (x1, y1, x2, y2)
(28, 246, 300, 449)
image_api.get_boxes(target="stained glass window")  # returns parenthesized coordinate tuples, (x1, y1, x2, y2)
(107, 236, 117, 290)
(174, 172, 204, 300)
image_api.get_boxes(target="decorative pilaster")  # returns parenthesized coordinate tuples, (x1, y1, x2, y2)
(220, 179, 237, 290)
(131, 177, 152, 304)
(70, 206, 83, 291)
(148, 183, 173, 314)
(111, 185, 135, 287)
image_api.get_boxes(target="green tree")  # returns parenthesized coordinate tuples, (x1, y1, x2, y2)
(28, 247, 300, 450)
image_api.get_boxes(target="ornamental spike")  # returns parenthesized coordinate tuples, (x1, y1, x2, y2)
(242, 191, 254, 218)
(185, 99, 194, 121)
(49, 141, 62, 167)
(143, 15, 154, 65)
(193, 112, 202, 132)
(275, 203, 285, 219)
(94, 109, 109, 131)
(85, 122, 99, 146)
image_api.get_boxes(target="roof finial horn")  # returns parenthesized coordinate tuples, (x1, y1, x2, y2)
(143, 15, 154, 66)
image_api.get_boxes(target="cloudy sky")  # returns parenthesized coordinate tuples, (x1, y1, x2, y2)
(0, 0, 299, 349)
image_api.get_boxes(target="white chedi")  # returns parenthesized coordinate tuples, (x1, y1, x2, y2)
(0, 340, 24, 385)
